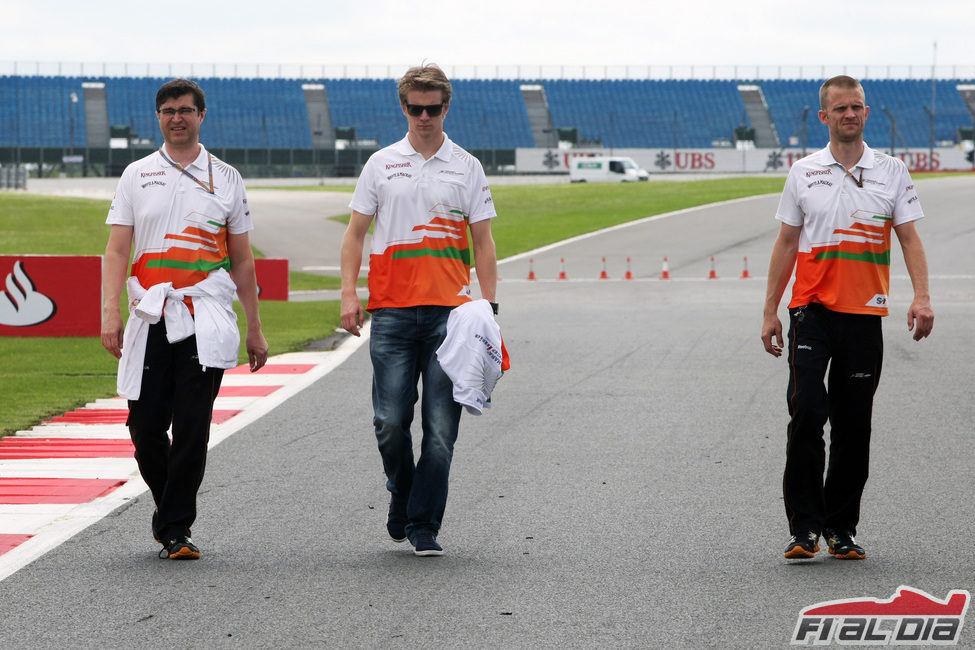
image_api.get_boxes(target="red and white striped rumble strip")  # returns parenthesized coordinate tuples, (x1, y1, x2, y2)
(0, 334, 368, 582)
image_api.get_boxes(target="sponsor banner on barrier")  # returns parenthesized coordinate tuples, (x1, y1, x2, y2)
(253, 257, 289, 301)
(0, 255, 102, 337)
(516, 147, 975, 175)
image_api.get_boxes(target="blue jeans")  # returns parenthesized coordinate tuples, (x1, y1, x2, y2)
(369, 306, 462, 541)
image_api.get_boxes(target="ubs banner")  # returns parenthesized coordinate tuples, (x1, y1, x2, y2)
(516, 146, 974, 175)
(0, 255, 101, 337)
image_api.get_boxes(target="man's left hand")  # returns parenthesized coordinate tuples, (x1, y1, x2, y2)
(247, 330, 269, 372)
(907, 300, 934, 341)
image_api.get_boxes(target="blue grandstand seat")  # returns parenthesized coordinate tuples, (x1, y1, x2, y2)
(1, 74, 972, 151)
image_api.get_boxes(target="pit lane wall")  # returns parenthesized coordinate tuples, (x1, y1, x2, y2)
(516, 147, 974, 175)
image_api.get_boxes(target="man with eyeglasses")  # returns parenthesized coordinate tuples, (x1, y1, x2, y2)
(340, 63, 498, 557)
(761, 75, 934, 561)
(102, 78, 268, 560)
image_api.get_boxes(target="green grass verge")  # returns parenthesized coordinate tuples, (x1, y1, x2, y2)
(0, 193, 113, 255)
(491, 178, 786, 257)
(0, 300, 342, 436)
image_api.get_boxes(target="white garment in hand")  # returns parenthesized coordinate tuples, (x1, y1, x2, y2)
(436, 299, 504, 415)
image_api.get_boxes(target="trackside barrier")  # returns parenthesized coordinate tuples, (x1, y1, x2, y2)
(253, 258, 289, 300)
(0, 255, 101, 337)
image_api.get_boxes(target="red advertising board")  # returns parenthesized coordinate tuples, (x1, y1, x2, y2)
(0, 255, 102, 337)
(254, 258, 289, 301)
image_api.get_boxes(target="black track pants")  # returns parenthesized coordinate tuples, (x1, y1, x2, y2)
(126, 321, 224, 542)
(783, 303, 883, 537)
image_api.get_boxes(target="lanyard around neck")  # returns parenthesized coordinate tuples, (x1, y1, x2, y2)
(159, 148, 214, 194)
(844, 167, 864, 188)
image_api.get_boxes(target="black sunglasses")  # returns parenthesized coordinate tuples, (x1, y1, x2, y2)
(405, 102, 445, 117)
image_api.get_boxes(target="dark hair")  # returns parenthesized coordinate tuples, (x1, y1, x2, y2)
(397, 64, 452, 105)
(155, 78, 206, 112)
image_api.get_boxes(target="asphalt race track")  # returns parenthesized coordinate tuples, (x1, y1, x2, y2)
(1, 176, 973, 648)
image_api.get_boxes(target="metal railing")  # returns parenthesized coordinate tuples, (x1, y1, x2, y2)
(0, 165, 26, 189)
(3, 61, 974, 81)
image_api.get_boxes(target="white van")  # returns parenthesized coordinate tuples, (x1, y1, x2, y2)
(569, 156, 648, 183)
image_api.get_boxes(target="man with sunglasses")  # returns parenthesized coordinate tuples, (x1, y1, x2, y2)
(340, 63, 498, 557)
(102, 78, 268, 560)
(761, 75, 934, 561)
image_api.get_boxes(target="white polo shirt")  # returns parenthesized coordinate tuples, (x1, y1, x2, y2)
(349, 133, 496, 310)
(107, 144, 253, 290)
(776, 143, 924, 315)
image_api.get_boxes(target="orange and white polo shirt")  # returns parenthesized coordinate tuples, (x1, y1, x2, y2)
(776, 144, 924, 316)
(349, 133, 496, 311)
(107, 144, 252, 291)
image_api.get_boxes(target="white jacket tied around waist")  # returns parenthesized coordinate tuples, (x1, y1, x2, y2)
(117, 268, 240, 400)
(436, 299, 505, 415)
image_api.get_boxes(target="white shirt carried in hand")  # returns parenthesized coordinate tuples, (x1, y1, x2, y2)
(436, 299, 508, 415)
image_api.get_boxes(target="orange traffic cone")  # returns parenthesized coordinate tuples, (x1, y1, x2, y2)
(557, 258, 568, 280)
(708, 256, 718, 279)
(660, 257, 671, 280)
(599, 257, 610, 279)
(624, 257, 633, 280)
(740, 256, 751, 279)
(527, 258, 536, 280)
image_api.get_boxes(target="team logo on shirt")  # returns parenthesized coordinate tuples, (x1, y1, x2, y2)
(866, 294, 888, 307)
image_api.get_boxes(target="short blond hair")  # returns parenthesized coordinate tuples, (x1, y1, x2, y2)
(819, 75, 864, 110)
(397, 64, 452, 105)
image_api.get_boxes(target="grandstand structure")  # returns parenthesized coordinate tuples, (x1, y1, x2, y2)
(2, 71, 974, 177)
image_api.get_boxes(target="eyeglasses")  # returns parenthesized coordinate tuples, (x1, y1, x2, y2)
(405, 103, 445, 117)
(158, 107, 199, 117)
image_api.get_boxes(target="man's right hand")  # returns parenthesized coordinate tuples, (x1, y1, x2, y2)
(761, 313, 784, 358)
(101, 313, 124, 359)
(341, 293, 364, 337)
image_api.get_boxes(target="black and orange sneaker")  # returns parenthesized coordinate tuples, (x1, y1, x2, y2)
(825, 529, 866, 560)
(784, 531, 820, 559)
(159, 536, 201, 560)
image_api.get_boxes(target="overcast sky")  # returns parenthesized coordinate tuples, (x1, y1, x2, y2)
(1, 0, 971, 78)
